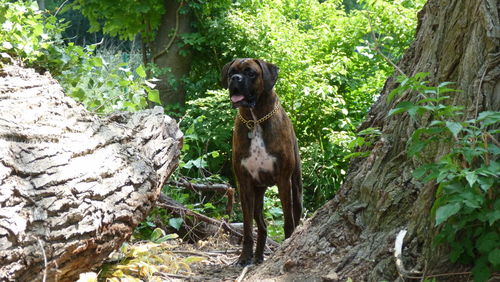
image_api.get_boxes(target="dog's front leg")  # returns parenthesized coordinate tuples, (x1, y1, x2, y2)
(237, 181, 255, 266)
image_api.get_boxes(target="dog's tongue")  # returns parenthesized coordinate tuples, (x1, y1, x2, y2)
(231, 95, 245, 103)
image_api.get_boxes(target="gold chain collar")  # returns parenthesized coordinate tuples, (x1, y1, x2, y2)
(237, 103, 279, 130)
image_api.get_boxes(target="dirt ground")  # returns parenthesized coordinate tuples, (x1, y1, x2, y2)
(95, 231, 276, 282)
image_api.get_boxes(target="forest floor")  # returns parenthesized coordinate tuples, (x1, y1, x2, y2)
(97, 230, 276, 281)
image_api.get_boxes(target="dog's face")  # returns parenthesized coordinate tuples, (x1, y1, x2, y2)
(221, 58, 278, 108)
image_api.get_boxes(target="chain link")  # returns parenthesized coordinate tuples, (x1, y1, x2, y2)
(237, 103, 279, 130)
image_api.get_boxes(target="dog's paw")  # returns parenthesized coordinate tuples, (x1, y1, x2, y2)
(235, 255, 253, 266)
(252, 256, 264, 265)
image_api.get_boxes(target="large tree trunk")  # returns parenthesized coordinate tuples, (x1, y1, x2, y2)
(151, 0, 192, 108)
(0, 65, 183, 281)
(248, 0, 500, 281)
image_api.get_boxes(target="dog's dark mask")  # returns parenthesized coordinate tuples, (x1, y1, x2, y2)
(221, 58, 278, 108)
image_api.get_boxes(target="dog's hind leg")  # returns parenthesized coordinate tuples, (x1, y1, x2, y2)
(277, 177, 295, 239)
(253, 186, 267, 264)
(292, 142, 303, 227)
(292, 178, 303, 227)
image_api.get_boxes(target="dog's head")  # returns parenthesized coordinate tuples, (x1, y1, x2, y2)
(221, 58, 278, 108)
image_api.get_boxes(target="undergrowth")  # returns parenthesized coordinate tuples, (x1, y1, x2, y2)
(388, 73, 499, 282)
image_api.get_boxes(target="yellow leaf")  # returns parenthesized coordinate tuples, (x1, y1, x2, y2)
(182, 256, 205, 264)
(111, 270, 125, 278)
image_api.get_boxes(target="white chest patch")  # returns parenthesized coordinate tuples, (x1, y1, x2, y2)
(241, 126, 276, 181)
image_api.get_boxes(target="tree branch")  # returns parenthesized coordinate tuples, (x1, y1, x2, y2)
(152, 1, 184, 62)
(168, 178, 235, 214)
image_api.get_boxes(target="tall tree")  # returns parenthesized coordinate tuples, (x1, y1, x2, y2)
(151, 0, 192, 107)
(247, 0, 500, 280)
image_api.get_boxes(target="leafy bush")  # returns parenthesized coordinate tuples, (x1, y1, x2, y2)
(184, 0, 425, 211)
(179, 90, 234, 178)
(58, 47, 160, 113)
(388, 73, 499, 282)
(0, 0, 160, 113)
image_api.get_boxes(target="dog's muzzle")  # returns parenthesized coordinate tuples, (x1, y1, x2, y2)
(229, 75, 256, 108)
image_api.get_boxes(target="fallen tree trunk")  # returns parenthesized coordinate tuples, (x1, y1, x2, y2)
(247, 0, 499, 281)
(0, 64, 183, 281)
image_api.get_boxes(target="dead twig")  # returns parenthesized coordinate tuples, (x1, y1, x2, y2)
(157, 193, 279, 249)
(236, 265, 251, 282)
(156, 272, 208, 280)
(168, 178, 235, 214)
(394, 229, 422, 279)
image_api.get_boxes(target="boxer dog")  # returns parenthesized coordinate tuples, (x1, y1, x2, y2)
(222, 58, 303, 266)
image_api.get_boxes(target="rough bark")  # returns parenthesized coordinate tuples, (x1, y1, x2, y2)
(247, 0, 500, 281)
(0, 65, 183, 281)
(151, 0, 192, 107)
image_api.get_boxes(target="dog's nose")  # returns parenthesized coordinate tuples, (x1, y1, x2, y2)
(231, 74, 243, 82)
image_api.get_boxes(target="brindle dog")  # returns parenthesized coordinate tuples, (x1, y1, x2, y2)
(222, 58, 303, 265)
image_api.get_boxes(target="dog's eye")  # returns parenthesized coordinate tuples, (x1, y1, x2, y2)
(245, 68, 256, 77)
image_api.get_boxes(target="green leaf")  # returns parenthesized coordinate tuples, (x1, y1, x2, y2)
(435, 202, 461, 226)
(488, 248, 500, 266)
(150, 227, 165, 241)
(147, 89, 161, 105)
(428, 120, 445, 127)
(413, 165, 428, 179)
(449, 241, 464, 262)
(472, 257, 491, 282)
(477, 111, 500, 127)
(464, 171, 478, 187)
(136, 64, 147, 78)
(476, 232, 499, 254)
(91, 56, 103, 67)
(388, 101, 415, 117)
(459, 191, 483, 209)
(437, 81, 455, 88)
(486, 209, 500, 226)
(168, 217, 183, 231)
(445, 121, 462, 138)
(407, 140, 428, 157)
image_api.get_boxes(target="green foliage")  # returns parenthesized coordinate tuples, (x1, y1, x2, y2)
(389, 73, 500, 282)
(0, 1, 67, 67)
(185, 0, 425, 211)
(0, 0, 160, 113)
(264, 186, 285, 241)
(344, 127, 382, 159)
(179, 90, 234, 177)
(58, 47, 161, 113)
(70, 0, 165, 41)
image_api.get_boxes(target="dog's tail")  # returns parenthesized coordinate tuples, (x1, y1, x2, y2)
(292, 139, 303, 226)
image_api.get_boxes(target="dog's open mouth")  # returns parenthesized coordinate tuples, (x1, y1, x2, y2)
(230, 92, 256, 108)
(231, 95, 245, 103)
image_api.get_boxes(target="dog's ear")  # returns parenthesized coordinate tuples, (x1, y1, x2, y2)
(221, 59, 236, 89)
(255, 59, 279, 92)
